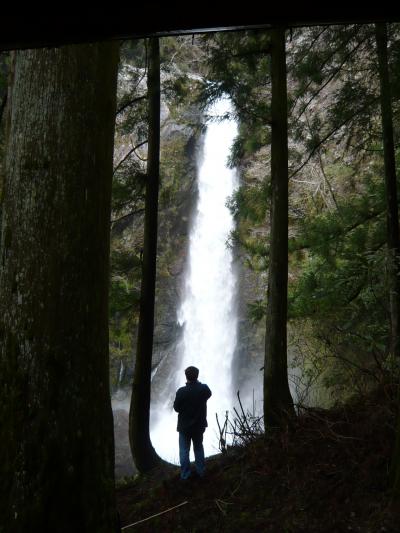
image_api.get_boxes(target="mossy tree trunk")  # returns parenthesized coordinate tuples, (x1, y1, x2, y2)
(375, 22, 400, 500)
(263, 27, 295, 428)
(129, 37, 162, 472)
(0, 43, 119, 532)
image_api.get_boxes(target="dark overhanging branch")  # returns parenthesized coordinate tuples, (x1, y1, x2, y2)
(111, 208, 145, 225)
(231, 98, 271, 124)
(131, 40, 149, 93)
(289, 96, 379, 180)
(116, 94, 147, 116)
(295, 35, 370, 122)
(326, 338, 383, 382)
(109, 302, 138, 316)
(113, 139, 148, 175)
(134, 151, 147, 162)
(227, 46, 271, 60)
(288, 26, 329, 72)
(115, 39, 149, 117)
(289, 26, 362, 115)
(290, 209, 385, 253)
(113, 195, 145, 212)
(344, 209, 384, 236)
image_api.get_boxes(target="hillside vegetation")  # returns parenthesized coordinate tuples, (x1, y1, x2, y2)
(117, 386, 399, 532)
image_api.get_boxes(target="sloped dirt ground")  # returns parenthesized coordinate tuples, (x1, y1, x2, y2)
(116, 386, 400, 532)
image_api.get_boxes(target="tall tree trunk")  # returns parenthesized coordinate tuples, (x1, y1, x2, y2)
(263, 27, 295, 427)
(376, 22, 400, 360)
(129, 37, 162, 472)
(0, 44, 119, 533)
(375, 22, 400, 500)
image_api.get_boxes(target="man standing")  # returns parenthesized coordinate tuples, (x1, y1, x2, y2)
(173, 366, 212, 480)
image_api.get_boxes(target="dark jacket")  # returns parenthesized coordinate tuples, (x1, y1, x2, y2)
(173, 380, 212, 433)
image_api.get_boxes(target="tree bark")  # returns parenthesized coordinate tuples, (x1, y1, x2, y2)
(0, 43, 119, 532)
(263, 27, 295, 427)
(129, 37, 162, 472)
(375, 22, 400, 501)
(375, 22, 400, 361)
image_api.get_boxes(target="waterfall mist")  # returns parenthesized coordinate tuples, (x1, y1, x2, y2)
(151, 98, 239, 463)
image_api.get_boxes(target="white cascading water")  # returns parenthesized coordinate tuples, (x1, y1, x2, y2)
(151, 97, 239, 462)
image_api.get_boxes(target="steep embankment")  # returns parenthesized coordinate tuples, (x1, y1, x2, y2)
(116, 386, 399, 532)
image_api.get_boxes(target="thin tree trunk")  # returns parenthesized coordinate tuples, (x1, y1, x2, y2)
(0, 43, 119, 532)
(375, 22, 400, 501)
(375, 22, 400, 360)
(263, 27, 295, 428)
(129, 37, 162, 472)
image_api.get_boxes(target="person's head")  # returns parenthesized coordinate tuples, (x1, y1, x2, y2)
(185, 366, 199, 383)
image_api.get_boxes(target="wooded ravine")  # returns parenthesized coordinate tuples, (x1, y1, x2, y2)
(0, 21, 400, 533)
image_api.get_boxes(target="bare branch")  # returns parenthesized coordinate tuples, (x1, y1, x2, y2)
(121, 501, 188, 530)
(116, 94, 147, 116)
(295, 36, 369, 121)
(110, 208, 145, 225)
(288, 27, 329, 72)
(113, 140, 148, 175)
(289, 97, 379, 180)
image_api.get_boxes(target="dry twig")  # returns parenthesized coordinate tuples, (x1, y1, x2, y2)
(121, 500, 188, 530)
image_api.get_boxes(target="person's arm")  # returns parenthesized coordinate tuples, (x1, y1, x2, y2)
(203, 384, 212, 400)
(173, 389, 182, 412)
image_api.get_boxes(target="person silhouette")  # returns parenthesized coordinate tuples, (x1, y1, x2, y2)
(173, 366, 212, 480)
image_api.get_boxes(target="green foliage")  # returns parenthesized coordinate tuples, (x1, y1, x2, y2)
(288, 24, 381, 177)
(228, 179, 269, 224)
(109, 277, 139, 316)
(229, 123, 271, 166)
(110, 26, 400, 401)
(287, 166, 391, 397)
(109, 36, 205, 389)
(198, 31, 272, 174)
(162, 74, 196, 105)
(112, 168, 146, 215)
(120, 40, 147, 65)
(210, 25, 400, 401)
(247, 299, 267, 322)
(160, 36, 206, 109)
(109, 245, 142, 386)
(159, 135, 189, 208)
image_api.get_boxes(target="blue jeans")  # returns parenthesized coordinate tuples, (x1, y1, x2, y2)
(178, 429, 205, 479)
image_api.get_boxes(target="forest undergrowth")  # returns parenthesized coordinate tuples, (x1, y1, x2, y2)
(117, 385, 400, 532)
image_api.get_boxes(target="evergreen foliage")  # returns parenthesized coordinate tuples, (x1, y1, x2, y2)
(111, 21, 400, 487)
(109, 36, 204, 389)
(202, 24, 400, 401)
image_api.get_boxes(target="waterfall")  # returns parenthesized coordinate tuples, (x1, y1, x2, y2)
(151, 97, 239, 463)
